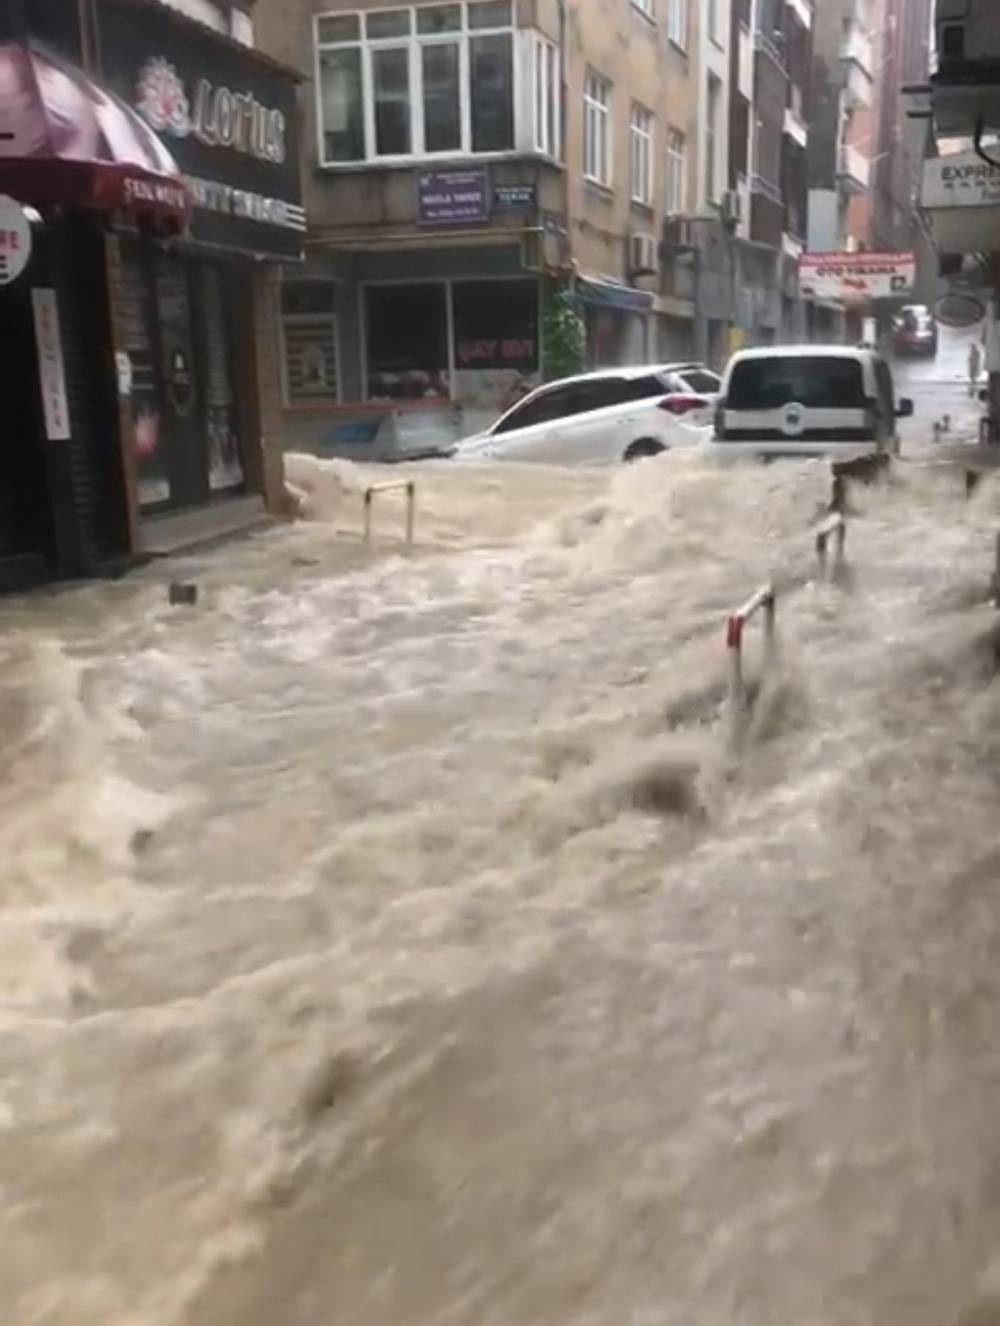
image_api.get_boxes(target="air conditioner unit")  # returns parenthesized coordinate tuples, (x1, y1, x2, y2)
(662, 215, 695, 252)
(937, 0, 1000, 66)
(628, 232, 658, 276)
(721, 189, 743, 227)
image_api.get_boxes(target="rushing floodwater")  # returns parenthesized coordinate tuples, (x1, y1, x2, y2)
(6, 445, 1000, 1326)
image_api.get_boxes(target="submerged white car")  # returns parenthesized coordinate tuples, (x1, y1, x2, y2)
(454, 363, 720, 465)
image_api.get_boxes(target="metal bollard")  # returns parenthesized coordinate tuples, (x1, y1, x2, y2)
(363, 480, 417, 549)
(168, 582, 198, 606)
(726, 584, 776, 716)
(815, 512, 847, 579)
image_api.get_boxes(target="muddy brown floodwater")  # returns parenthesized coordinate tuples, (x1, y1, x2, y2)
(5, 450, 1000, 1326)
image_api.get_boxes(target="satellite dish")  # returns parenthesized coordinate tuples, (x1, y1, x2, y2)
(934, 291, 986, 328)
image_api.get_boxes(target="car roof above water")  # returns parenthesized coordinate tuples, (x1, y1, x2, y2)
(544, 362, 711, 386)
(726, 345, 879, 364)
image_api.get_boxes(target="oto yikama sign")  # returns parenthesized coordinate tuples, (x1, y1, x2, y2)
(799, 251, 916, 303)
(31, 289, 71, 441)
(417, 170, 490, 226)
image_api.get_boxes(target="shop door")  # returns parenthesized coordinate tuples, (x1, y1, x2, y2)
(155, 255, 207, 508)
(0, 279, 54, 578)
(191, 264, 245, 495)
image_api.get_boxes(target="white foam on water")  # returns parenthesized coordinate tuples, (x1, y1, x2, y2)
(4, 452, 1000, 1324)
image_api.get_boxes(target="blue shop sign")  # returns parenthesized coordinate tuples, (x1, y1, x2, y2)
(493, 183, 536, 210)
(417, 169, 490, 226)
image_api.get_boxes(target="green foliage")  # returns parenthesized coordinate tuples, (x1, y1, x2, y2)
(542, 286, 586, 381)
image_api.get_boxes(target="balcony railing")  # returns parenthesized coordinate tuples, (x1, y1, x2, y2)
(837, 143, 870, 193)
(842, 55, 873, 109)
(783, 105, 809, 148)
(841, 20, 873, 76)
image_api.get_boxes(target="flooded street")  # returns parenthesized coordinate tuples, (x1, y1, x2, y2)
(7, 369, 1000, 1325)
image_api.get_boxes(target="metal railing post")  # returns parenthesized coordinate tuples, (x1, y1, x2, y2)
(405, 480, 415, 547)
(362, 480, 417, 549)
(726, 583, 776, 720)
(815, 512, 847, 579)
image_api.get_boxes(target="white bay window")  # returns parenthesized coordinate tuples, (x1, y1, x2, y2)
(315, 2, 559, 165)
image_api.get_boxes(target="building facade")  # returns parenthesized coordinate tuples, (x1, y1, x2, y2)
(0, 0, 302, 588)
(253, 0, 716, 455)
(723, 0, 813, 349)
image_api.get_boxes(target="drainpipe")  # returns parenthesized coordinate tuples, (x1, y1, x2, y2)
(557, 0, 572, 287)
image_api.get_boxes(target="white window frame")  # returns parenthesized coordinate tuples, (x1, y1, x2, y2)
(630, 0, 654, 17)
(666, 126, 686, 215)
(583, 70, 612, 187)
(667, 0, 687, 48)
(314, 2, 524, 167)
(629, 103, 654, 207)
(531, 33, 561, 159)
(280, 283, 341, 407)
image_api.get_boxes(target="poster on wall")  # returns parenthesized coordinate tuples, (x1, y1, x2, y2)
(30, 288, 71, 440)
(799, 251, 916, 303)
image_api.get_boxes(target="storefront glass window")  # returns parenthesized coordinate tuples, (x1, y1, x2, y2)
(282, 282, 339, 404)
(452, 278, 539, 420)
(365, 283, 449, 400)
(193, 266, 244, 492)
(119, 251, 169, 508)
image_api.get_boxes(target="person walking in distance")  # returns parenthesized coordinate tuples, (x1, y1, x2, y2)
(969, 339, 983, 397)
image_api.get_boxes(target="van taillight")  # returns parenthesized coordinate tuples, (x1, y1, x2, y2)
(658, 395, 708, 416)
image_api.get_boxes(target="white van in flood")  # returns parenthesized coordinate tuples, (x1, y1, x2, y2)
(706, 346, 913, 470)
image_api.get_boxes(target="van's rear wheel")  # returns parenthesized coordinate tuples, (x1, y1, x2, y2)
(623, 439, 665, 463)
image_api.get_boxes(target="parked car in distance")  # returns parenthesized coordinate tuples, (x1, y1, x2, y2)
(453, 363, 721, 465)
(705, 346, 913, 470)
(891, 305, 938, 357)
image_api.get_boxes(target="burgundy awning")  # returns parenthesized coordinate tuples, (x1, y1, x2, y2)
(0, 41, 190, 231)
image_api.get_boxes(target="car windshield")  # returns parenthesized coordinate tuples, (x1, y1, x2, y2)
(677, 369, 721, 394)
(726, 356, 867, 410)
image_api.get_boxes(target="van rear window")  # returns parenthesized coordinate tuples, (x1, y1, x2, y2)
(727, 357, 867, 410)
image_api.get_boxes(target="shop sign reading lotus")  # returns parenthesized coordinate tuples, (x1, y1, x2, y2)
(135, 58, 287, 165)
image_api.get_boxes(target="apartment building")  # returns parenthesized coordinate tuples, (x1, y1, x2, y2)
(807, 0, 875, 263)
(872, 0, 932, 254)
(565, 0, 704, 369)
(725, 0, 813, 347)
(253, 0, 707, 451)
